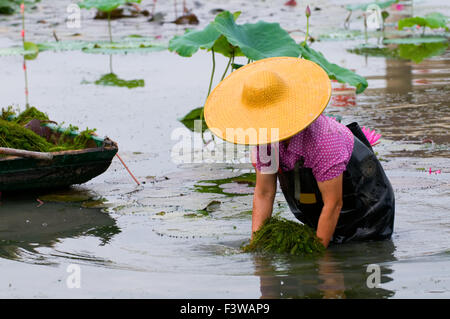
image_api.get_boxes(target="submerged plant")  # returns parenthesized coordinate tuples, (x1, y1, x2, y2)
(242, 216, 325, 256)
(78, 0, 142, 42)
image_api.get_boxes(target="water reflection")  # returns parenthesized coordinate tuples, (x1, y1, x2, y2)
(253, 240, 396, 299)
(0, 191, 120, 264)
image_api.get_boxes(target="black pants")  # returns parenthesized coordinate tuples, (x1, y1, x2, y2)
(278, 123, 395, 244)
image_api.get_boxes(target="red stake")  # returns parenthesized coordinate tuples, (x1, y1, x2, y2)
(116, 154, 141, 186)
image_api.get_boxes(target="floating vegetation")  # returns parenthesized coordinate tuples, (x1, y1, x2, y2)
(383, 37, 448, 45)
(194, 173, 255, 196)
(349, 41, 449, 63)
(242, 216, 325, 256)
(0, 106, 98, 152)
(0, 40, 166, 57)
(93, 73, 145, 89)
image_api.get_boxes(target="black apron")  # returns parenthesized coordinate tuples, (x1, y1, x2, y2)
(278, 122, 395, 244)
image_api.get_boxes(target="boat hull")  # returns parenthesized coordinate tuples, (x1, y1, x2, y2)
(0, 144, 118, 192)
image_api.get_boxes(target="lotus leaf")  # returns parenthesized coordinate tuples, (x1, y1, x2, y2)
(398, 12, 448, 30)
(213, 11, 300, 61)
(78, 0, 141, 13)
(298, 43, 368, 94)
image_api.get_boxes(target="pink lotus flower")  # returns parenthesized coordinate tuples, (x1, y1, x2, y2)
(305, 5, 311, 17)
(429, 168, 441, 175)
(362, 126, 381, 146)
(20, 3, 25, 14)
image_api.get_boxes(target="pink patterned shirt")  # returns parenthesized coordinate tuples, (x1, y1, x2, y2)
(254, 115, 354, 182)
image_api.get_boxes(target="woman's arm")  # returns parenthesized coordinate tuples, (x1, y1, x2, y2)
(316, 173, 343, 248)
(252, 169, 277, 238)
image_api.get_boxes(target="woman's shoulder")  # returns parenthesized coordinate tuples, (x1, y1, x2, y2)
(305, 115, 354, 150)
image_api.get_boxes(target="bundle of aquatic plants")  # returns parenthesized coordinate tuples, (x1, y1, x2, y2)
(243, 217, 325, 256)
(0, 118, 54, 152)
(0, 106, 97, 152)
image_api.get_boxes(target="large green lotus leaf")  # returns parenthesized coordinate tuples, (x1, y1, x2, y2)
(424, 13, 449, 29)
(299, 43, 368, 94)
(383, 37, 448, 44)
(397, 42, 449, 63)
(211, 35, 244, 58)
(346, 0, 397, 11)
(178, 107, 207, 133)
(398, 12, 448, 30)
(169, 11, 241, 58)
(213, 11, 300, 61)
(78, 0, 141, 12)
(168, 23, 221, 57)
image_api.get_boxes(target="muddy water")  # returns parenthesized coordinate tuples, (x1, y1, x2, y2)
(0, 0, 450, 298)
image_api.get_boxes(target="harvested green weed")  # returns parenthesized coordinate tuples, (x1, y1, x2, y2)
(0, 118, 54, 152)
(0, 106, 97, 152)
(242, 217, 325, 256)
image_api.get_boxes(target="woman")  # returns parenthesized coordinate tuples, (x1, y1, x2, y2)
(204, 57, 395, 248)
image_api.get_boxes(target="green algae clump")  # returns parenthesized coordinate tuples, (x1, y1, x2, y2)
(14, 106, 49, 125)
(0, 106, 97, 153)
(243, 217, 325, 256)
(0, 118, 55, 152)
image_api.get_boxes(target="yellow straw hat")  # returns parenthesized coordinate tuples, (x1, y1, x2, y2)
(204, 57, 331, 145)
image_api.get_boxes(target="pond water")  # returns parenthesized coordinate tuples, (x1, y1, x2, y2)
(0, 0, 449, 298)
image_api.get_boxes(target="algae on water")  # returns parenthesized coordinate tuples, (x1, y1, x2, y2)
(242, 217, 325, 256)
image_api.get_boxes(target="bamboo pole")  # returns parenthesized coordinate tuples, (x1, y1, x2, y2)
(0, 147, 53, 160)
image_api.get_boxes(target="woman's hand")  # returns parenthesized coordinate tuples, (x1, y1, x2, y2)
(316, 173, 343, 248)
(251, 169, 277, 239)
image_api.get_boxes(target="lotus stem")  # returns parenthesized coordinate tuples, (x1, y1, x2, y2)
(221, 56, 232, 81)
(202, 49, 216, 126)
(107, 11, 112, 43)
(206, 49, 216, 99)
(305, 16, 309, 43)
(363, 13, 368, 44)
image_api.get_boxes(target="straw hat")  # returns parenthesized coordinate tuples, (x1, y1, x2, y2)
(204, 57, 331, 145)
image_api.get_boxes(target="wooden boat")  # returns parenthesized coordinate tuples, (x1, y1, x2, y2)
(0, 122, 118, 192)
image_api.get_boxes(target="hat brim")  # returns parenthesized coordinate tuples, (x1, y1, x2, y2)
(204, 57, 331, 145)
